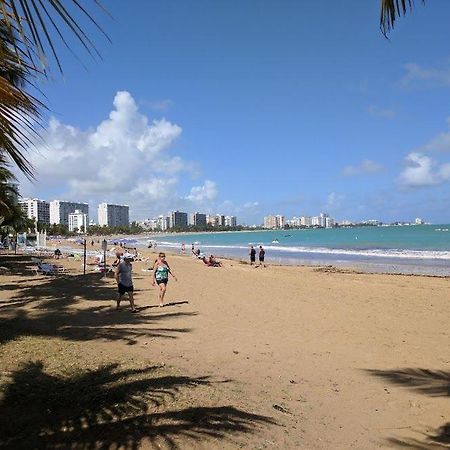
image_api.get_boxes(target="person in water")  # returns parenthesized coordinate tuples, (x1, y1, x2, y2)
(152, 252, 177, 307)
(115, 255, 136, 312)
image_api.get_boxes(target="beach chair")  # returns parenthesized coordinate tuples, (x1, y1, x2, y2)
(37, 263, 56, 275)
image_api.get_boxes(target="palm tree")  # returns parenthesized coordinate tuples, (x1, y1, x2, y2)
(0, 1, 108, 177)
(380, 0, 426, 35)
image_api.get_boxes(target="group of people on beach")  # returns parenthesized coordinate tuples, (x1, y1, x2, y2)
(115, 251, 177, 313)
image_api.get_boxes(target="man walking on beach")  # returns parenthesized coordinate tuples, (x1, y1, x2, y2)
(249, 246, 256, 266)
(115, 255, 136, 312)
(258, 245, 266, 268)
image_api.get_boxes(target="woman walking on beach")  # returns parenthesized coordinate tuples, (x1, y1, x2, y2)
(153, 252, 177, 307)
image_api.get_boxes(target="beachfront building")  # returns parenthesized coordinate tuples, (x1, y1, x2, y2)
(415, 217, 424, 225)
(216, 214, 226, 227)
(190, 212, 207, 227)
(169, 210, 188, 229)
(68, 210, 88, 233)
(50, 200, 89, 226)
(206, 214, 218, 226)
(19, 198, 50, 224)
(225, 215, 237, 227)
(263, 215, 285, 229)
(97, 203, 129, 227)
(311, 216, 320, 226)
(301, 216, 312, 227)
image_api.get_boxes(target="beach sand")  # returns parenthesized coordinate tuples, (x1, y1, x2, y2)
(0, 246, 449, 449)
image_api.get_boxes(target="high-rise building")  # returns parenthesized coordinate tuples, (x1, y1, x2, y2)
(301, 216, 312, 227)
(319, 213, 329, 228)
(191, 212, 207, 227)
(19, 198, 50, 224)
(311, 216, 320, 226)
(68, 210, 88, 233)
(97, 203, 129, 227)
(206, 214, 218, 226)
(415, 217, 424, 225)
(263, 215, 285, 229)
(216, 214, 226, 227)
(169, 210, 188, 228)
(50, 200, 89, 226)
(225, 215, 237, 227)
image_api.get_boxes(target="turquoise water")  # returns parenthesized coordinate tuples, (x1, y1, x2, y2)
(138, 225, 450, 275)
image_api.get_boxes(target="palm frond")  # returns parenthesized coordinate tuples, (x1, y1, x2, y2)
(380, 0, 426, 35)
(0, 0, 109, 74)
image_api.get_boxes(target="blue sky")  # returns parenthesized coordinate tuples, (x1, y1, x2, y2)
(18, 0, 450, 224)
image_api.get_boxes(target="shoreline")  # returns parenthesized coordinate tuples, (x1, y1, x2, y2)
(41, 238, 450, 279)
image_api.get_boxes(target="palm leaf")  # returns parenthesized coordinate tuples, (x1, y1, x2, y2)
(380, 0, 426, 35)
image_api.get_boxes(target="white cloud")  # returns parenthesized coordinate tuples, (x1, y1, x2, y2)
(146, 99, 173, 112)
(185, 180, 218, 203)
(18, 91, 217, 219)
(401, 63, 450, 87)
(399, 152, 450, 188)
(367, 105, 396, 119)
(326, 192, 344, 210)
(342, 159, 383, 177)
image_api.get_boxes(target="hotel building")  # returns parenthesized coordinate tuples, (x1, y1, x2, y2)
(19, 198, 50, 224)
(68, 210, 88, 233)
(50, 200, 89, 226)
(98, 203, 129, 227)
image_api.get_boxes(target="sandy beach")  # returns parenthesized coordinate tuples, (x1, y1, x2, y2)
(0, 245, 449, 449)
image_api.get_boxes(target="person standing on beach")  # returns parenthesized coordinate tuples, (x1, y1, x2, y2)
(152, 252, 177, 307)
(249, 246, 256, 265)
(115, 255, 136, 312)
(258, 245, 266, 268)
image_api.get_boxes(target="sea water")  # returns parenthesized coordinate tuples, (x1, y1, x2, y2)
(137, 225, 450, 276)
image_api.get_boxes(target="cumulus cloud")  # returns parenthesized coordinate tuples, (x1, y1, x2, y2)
(185, 180, 218, 203)
(399, 152, 450, 188)
(342, 159, 383, 177)
(18, 91, 217, 219)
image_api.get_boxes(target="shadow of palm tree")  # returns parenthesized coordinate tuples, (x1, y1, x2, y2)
(0, 272, 195, 345)
(0, 361, 275, 449)
(366, 368, 450, 448)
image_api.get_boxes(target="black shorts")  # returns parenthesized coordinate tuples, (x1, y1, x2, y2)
(156, 278, 168, 285)
(259, 257, 265, 262)
(118, 283, 133, 295)
(250, 258, 255, 262)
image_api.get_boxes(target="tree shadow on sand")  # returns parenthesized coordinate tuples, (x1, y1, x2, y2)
(0, 361, 275, 449)
(0, 271, 195, 345)
(366, 368, 450, 448)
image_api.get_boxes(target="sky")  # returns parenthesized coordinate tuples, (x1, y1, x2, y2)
(16, 0, 450, 224)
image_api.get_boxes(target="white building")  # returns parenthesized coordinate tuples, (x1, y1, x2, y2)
(19, 198, 50, 224)
(301, 216, 312, 227)
(415, 217, 424, 225)
(50, 200, 89, 226)
(225, 215, 237, 227)
(97, 203, 129, 227)
(68, 210, 88, 233)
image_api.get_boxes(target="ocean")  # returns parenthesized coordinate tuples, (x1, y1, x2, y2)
(134, 225, 450, 276)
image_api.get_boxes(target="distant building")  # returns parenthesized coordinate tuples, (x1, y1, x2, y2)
(301, 216, 312, 227)
(68, 210, 88, 233)
(50, 200, 89, 226)
(190, 212, 207, 227)
(225, 215, 237, 227)
(216, 214, 226, 227)
(169, 210, 188, 228)
(98, 203, 129, 227)
(263, 215, 285, 229)
(415, 217, 424, 225)
(206, 214, 218, 226)
(19, 198, 50, 224)
(311, 216, 320, 226)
